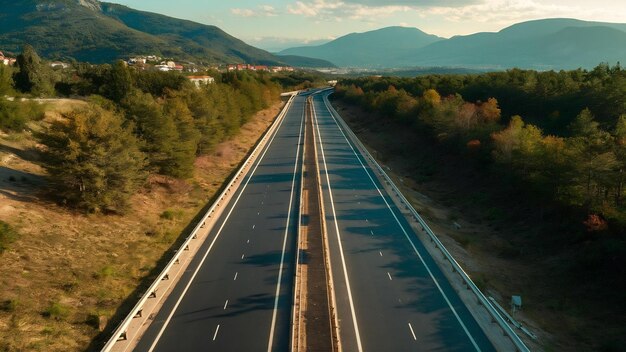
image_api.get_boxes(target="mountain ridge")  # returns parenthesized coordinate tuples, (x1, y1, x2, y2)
(279, 26, 444, 67)
(282, 18, 626, 70)
(402, 18, 626, 69)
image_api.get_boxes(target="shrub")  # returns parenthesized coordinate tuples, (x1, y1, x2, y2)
(0, 221, 19, 254)
(44, 302, 70, 321)
(160, 209, 184, 220)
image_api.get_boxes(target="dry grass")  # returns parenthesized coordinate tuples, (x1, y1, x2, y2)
(0, 99, 283, 351)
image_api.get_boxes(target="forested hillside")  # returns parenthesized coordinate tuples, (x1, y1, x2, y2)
(0, 0, 284, 64)
(338, 65, 626, 219)
(334, 65, 626, 349)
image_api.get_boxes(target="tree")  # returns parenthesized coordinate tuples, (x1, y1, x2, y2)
(162, 97, 201, 178)
(122, 90, 178, 174)
(43, 104, 147, 213)
(423, 88, 441, 106)
(0, 64, 13, 96)
(568, 108, 616, 207)
(492, 115, 543, 177)
(613, 115, 626, 205)
(105, 60, 132, 103)
(13, 44, 55, 96)
(478, 98, 501, 123)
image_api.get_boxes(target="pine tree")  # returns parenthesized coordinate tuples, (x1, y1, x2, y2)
(122, 90, 178, 173)
(162, 97, 201, 178)
(43, 104, 147, 213)
(13, 44, 55, 96)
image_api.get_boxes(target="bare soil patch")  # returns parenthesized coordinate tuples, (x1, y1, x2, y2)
(0, 100, 283, 352)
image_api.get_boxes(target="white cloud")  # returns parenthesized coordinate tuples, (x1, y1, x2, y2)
(287, 0, 412, 21)
(231, 4, 278, 18)
(231, 8, 255, 17)
(426, 0, 576, 25)
(342, 0, 481, 7)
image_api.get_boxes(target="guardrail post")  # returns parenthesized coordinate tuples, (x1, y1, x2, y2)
(134, 309, 143, 318)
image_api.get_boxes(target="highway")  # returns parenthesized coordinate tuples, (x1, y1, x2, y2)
(311, 91, 497, 351)
(134, 95, 306, 351)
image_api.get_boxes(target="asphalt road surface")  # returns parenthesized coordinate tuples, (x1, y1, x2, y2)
(134, 95, 306, 352)
(312, 91, 497, 352)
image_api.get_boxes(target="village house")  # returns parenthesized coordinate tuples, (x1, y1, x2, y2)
(129, 57, 147, 64)
(227, 63, 292, 72)
(187, 75, 215, 87)
(50, 61, 70, 69)
(0, 51, 16, 66)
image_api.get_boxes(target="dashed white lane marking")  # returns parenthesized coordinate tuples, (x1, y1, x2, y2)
(247, 239, 250, 244)
(365, 219, 368, 222)
(252, 224, 256, 229)
(387, 272, 393, 281)
(241, 254, 245, 259)
(370, 230, 374, 235)
(212, 325, 220, 341)
(257, 212, 260, 215)
(408, 323, 417, 341)
(379, 251, 383, 257)
(233, 272, 238, 281)
(223, 300, 229, 310)
(146, 91, 291, 352)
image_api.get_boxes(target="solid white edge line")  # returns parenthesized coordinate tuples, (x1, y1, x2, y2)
(266, 96, 305, 352)
(146, 95, 294, 352)
(321, 93, 482, 352)
(312, 95, 364, 352)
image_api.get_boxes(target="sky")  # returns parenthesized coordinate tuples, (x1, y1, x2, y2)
(107, 0, 626, 52)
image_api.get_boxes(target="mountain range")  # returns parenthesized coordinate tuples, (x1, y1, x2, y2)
(281, 19, 626, 70)
(0, 0, 334, 67)
(1, 1, 624, 71)
(278, 27, 443, 67)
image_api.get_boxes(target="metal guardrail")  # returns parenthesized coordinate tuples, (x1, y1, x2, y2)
(321, 93, 531, 352)
(101, 93, 298, 352)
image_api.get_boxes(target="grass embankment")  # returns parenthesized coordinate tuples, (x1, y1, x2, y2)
(331, 99, 625, 352)
(0, 99, 283, 351)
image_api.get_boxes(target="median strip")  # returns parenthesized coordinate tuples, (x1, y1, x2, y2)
(293, 96, 337, 352)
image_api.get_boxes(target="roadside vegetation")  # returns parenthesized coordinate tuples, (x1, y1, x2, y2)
(0, 45, 325, 351)
(334, 65, 626, 350)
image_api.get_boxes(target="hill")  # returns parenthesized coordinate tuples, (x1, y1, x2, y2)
(402, 18, 626, 70)
(279, 26, 444, 67)
(0, 0, 285, 65)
